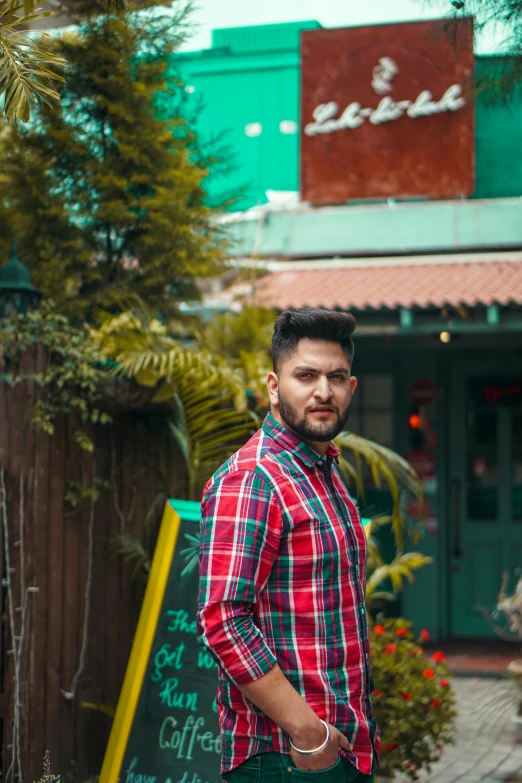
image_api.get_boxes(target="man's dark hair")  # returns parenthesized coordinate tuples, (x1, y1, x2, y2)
(271, 308, 356, 373)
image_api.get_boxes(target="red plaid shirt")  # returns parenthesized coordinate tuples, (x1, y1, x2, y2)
(197, 413, 379, 774)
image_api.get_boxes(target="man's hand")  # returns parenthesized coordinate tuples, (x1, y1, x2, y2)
(290, 722, 352, 771)
(237, 664, 353, 771)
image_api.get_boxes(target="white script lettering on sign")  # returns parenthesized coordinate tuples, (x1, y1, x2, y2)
(371, 57, 398, 95)
(304, 57, 466, 136)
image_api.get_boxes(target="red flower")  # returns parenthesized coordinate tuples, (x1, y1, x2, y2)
(420, 629, 430, 642)
(422, 668, 435, 679)
(373, 690, 383, 698)
(385, 643, 397, 654)
(400, 692, 412, 701)
(432, 651, 446, 662)
(385, 743, 396, 752)
(373, 625, 385, 635)
(396, 628, 407, 638)
(440, 679, 449, 688)
(430, 699, 442, 708)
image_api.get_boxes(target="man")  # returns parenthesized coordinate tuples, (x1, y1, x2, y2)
(197, 308, 379, 782)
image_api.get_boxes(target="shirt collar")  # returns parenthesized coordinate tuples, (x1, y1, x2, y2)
(262, 412, 340, 468)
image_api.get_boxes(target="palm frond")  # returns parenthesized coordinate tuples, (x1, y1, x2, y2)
(107, 531, 151, 583)
(366, 551, 433, 602)
(369, 590, 397, 603)
(80, 701, 115, 718)
(335, 430, 424, 546)
(91, 300, 246, 405)
(92, 299, 257, 499)
(2, 0, 35, 19)
(167, 382, 256, 498)
(366, 534, 384, 565)
(0, 11, 65, 121)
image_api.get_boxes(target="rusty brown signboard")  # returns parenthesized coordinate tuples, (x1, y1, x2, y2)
(300, 18, 475, 204)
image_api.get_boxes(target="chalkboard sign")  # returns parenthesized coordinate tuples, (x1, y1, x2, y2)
(99, 499, 221, 783)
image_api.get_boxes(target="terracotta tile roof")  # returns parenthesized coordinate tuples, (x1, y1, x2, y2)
(254, 259, 522, 311)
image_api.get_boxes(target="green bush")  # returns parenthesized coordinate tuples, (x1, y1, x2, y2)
(371, 619, 457, 780)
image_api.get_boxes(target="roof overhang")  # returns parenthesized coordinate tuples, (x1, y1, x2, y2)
(202, 251, 522, 335)
(221, 197, 522, 259)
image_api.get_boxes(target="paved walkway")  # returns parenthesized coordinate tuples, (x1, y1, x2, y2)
(404, 678, 522, 783)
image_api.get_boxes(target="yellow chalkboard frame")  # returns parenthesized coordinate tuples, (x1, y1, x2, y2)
(99, 501, 181, 783)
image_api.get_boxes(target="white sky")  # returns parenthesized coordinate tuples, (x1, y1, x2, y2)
(181, 0, 505, 54)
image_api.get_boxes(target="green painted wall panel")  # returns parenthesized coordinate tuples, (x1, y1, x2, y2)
(211, 20, 321, 53)
(173, 63, 300, 209)
(475, 57, 522, 199)
(174, 23, 306, 210)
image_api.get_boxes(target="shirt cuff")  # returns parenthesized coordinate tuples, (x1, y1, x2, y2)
(225, 641, 277, 686)
(198, 611, 277, 686)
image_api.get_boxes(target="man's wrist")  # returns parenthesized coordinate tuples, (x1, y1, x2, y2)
(290, 720, 330, 755)
(289, 716, 327, 750)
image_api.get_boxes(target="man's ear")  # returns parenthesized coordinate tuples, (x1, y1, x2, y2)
(266, 371, 279, 407)
(350, 376, 358, 395)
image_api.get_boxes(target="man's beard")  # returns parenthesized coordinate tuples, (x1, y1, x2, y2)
(277, 390, 352, 443)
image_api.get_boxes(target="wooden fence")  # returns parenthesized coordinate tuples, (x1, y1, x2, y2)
(0, 346, 187, 782)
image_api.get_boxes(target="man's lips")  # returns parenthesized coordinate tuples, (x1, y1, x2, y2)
(308, 406, 335, 413)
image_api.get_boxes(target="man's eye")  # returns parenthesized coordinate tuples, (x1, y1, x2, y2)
(298, 373, 314, 379)
(331, 374, 346, 381)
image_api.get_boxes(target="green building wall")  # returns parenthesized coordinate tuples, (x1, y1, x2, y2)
(475, 57, 522, 198)
(173, 24, 522, 210)
(173, 22, 316, 210)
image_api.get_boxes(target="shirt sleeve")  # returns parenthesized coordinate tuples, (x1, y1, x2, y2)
(197, 469, 283, 686)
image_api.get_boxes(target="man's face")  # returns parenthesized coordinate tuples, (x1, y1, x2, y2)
(266, 338, 357, 445)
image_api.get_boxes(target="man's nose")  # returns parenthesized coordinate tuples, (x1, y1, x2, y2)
(313, 376, 331, 400)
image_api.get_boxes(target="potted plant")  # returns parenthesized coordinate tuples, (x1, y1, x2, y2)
(486, 571, 522, 726)
(370, 619, 457, 780)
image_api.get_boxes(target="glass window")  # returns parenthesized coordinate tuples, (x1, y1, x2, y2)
(466, 384, 498, 521)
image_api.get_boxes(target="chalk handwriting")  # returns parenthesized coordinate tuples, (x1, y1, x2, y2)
(152, 642, 186, 682)
(159, 715, 221, 759)
(197, 650, 218, 670)
(123, 758, 212, 783)
(166, 610, 197, 635)
(176, 773, 213, 783)
(159, 678, 198, 711)
(125, 757, 156, 783)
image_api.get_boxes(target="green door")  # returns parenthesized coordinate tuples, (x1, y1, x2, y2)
(449, 358, 522, 637)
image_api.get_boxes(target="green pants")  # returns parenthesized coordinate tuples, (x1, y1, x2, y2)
(222, 752, 375, 783)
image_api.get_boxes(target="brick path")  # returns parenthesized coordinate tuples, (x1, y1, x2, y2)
(404, 677, 522, 783)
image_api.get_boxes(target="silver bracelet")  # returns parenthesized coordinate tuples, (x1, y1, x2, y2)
(289, 720, 330, 755)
